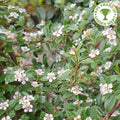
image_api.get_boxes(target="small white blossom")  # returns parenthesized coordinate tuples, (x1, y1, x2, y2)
(8, 5, 15, 10)
(104, 61, 112, 70)
(44, 113, 54, 120)
(108, 39, 117, 46)
(37, 29, 43, 36)
(21, 46, 30, 52)
(86, 117, 92, 120)
(103, 47, 111, 52)
(31, 81, 39, 88)
(35, 69, 44, 76)
(99, 83, 113, 95)
(38, 20, 45, 26)
(19, 8, 26, 13)
(75, 38, 81, 46)
(53, 25, 64, 37)
(57, 69, 69, 76)
(9, 12, 19, 18)
(82, 28, 92, 39)
(69, 14, 78, 20)
(90, 72, 98, 76)
(71, 86, 83, 95)
(47, 72, 56, 82)
(69, 46, 76, 55)
(70, 3, 76, 8)
(3, 67, 12, 74)
(55, 55, 61, 62)
(74, 115, 81, 120)
(2, 116, 11, 120)
(97, 66, 102, 74)
(60, 50, 64, 55)
(89, 49, 100, 58)
(13, 91, 21, 99)
(89, 0, 94, 7)
(0, 100, 9, 110)
(113, 0, 120, 7)
(73, 100, 83, 105)
(111, 111, 120, 117)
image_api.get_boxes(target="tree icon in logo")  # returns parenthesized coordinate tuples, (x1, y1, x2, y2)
(100, 9, 111, 20)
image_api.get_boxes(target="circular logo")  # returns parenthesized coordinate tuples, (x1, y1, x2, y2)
(94, 2, 117, 26)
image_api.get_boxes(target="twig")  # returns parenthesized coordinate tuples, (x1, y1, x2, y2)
(95, 36, 106, 48)
(30, 39, 53, 43)
(103, 100, 120, 120)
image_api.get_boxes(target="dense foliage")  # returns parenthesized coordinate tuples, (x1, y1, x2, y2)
(0, 0, 120, 120)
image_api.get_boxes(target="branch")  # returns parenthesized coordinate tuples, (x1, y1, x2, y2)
(30, 39, 53, 44)
(103, 100, 120, 120)
(95, 36, 106, 48)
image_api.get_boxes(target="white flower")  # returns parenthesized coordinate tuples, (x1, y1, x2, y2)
(47, 72, 56, 82)
(89, 0, 94, 7)
(99, 83, 113, 95)
(53, 25, 64, 37)
(8, 5, 15, 10)
(108, 39, 117, 46)
(36, 42, 41, 47)
(0, 100, 9, 110)
(44, 113, 54, 120)
(9, 12, 19, 18)
(38, 20, 45, 26)
(71, 86, 83, 95)
(111, 111, 120, 117)
(2, 116, 11, 120)
(13, 91, 21, 99)
(97, 66, 102, 74)
(19, 95, 34, 112)
(31, 81, 39, 88)
(70, 3, 76, 8)
(104, 61, 112, 70)
(113, 0, 120, 7)
(55, 55, 61, 62)
(79, 71, 84, 76)
(21, 46, 30, 52)
(86, 97, 93, 103)
(23, 32, 30, 41)
(75, 38, 81, 46)
(60, 50, 64, 55)
(103, 47, 111, 52)
(82, 28, 92, 39)
(19, 8, 26, 13)
(14, 69, 29, 84)
(24, 104, 33, 112)
(5, 31, 17, 41)
(30, 32, 37, 38)
(107, 29, 116, 39)
(89, 49, 100, 58)
(37, 29, 43, 36)
(102, 28, 111, 36)
(3, 67, 12, 74)
(86, 117, 92, 120)
(35, 69, 44, 75)
(57, 69, 69, 76)
(69, 14, 78, 20)
(73, 100, 83, 105)
(90, 72, 98, 76)
(69, 46, 76, 55)
(74, 115, 81, 120)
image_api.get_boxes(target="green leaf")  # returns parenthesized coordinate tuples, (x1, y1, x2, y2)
(43, 43, 50, 52)
(47, 8, 55, 20)
(76, 42, 83, 52)
(26, 22, 34, 29)
(14, 104, 22, 110)
(19, 16, 25, 25)
(5, 84, 14, 92)
(54, 95, 60, 105)
(104, 95, 117, 112)
(35, 7, 46, 20)
(44, 102, 53, 113)
(8, 110, 15, 118)
(26, 70, 37, 78)
(80, 58, 94, 63)
(63, 92, 73, 99)
(0, 56, 8, 62)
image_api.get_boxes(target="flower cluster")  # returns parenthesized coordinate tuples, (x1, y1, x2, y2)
(53, 25, 64, 37)
(14, 69, 29, 84)
(47, 72, 56, 82)
(19, 95, 34, 112)
(71, 86, 83, 95)
(102, 28, 117, 46)
(99, 83, 113, 95)
(0, 100, 9, 110)
(2, 116, 11, 120)
(89, 49, 100, 58)
(44, 113, 54, 120)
